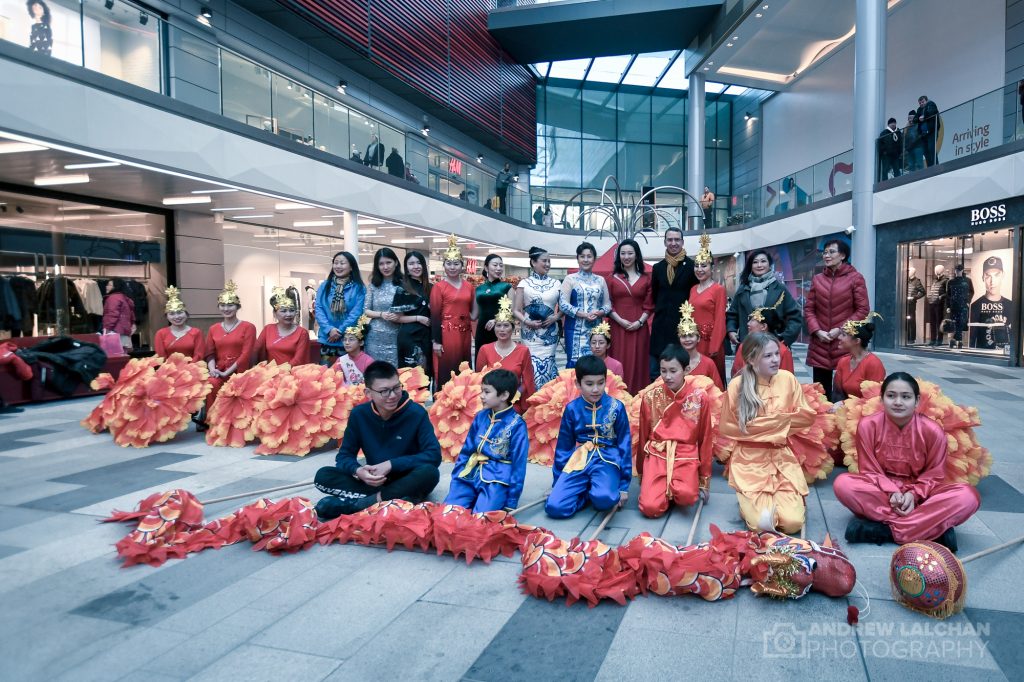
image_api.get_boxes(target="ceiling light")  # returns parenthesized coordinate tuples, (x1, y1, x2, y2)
(733, 36, 739, 41)
(727, 43, 734, 47)
(0, 142, 46, 154)
(274, 202, 311, 210)
(163, 195, 211, 205)
(703, 66, 710, 71)
(139, 11, 149, 25)
(357, 229, 377, 236)
(763, 4, 769, 8)
(35, 174, 90, 186)
(477, 154, 484, 163)
(58, 204, 101, 211)
(392, 238, 425, 244)
(744, 112, 753, 121)
(421, 125, 430, 136)
(293, 220, 333, 227)
(193, 188, 238, 194)
(337, 80, 347, 95)
(432, 237, 449, 242)
(197, 7, 212, 25)
(209, 207, 255, 212)
(64, 161, 120, 169)
(233, 214, 274, 219)
(755, 12, 763, 17)
(358, 218, 384, 225)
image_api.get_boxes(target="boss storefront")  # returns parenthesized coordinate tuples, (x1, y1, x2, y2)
(875, 198, 1023, 365)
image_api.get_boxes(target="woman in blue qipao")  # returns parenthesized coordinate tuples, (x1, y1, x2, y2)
(559, 241, 611, 368)
(514, 246, 561, 387)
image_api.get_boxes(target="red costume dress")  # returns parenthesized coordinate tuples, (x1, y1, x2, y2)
(476, 342, 537, 408)
(204, 320, 257, 409)
(833, 411, 980, 544)
(601, 354, 624, 380)
(431, 280, 475, 388)
(731, 339, 795, 377)
(687, 353, 724, 390)
(833, 353, 886, 398)
(637, 376, 714, 518)
(688, 281, 727, 382)
(255, 324, 310, 366)
(154, 327, 204, 361)
(333, 351, 375, 386)
(605, 271, 653, 393)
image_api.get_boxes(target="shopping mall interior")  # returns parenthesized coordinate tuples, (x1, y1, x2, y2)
(1, 0, 1023, 680)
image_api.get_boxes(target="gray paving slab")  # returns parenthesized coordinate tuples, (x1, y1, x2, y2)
(596, 630, 734, 681)
(420, 559, 528, 613)
(189, 643, 342, 682)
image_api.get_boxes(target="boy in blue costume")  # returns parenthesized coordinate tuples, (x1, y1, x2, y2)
(545, 355, 632, 518)
(445, 369, 529, 512)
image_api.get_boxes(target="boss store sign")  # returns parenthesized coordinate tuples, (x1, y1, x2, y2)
(967, 199, 1024, 227)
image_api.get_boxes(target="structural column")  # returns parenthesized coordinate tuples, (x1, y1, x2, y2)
(687, 72, 706, 231)
(342, 210, 359, 260)
(852, 0, 886, 305)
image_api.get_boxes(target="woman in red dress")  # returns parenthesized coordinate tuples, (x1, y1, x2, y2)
(677, 302, 724, 390)
(199, 281, 257, 429)
(255, 286, 310, 366)
(431, 235, 475, 388)
(475, 295, 536, 410)
(688, 233, 727, 384)
(605, 238, 653, 393)
(832, 313, 886, 401)
(153, 286, 204, 361)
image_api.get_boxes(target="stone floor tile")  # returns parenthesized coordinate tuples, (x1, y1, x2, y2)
(189, 644, 342, 682)
(595, 630, 734, 681)
(420, 560, 527, 613)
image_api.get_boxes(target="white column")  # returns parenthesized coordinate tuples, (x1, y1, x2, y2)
(852, 0, 886, 305)
(687, 72, 706, 231)
(342, 210, 359, 259)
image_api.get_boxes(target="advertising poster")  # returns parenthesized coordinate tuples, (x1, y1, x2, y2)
(968, 248, 1014, 351)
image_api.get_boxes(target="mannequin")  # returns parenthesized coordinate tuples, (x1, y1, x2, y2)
(305, 279, 318, 331)
(946, 264, 974, 349)
(906, 266, 925, 344)
(925, 264, 948, 346)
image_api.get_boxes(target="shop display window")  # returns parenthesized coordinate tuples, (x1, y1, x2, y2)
(899, 229, 1017, 356)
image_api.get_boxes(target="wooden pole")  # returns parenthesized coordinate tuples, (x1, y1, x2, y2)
(200, 480, 314, 506)
(960, 534, 1024, 564)
(586, 507, 618, 542)
(685, 499, 705, 546)
(509, 494, 549, 516)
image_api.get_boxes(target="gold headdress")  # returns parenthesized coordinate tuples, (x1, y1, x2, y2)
(443, 234, 463, 262)
(218, 280, 241, 306)
(694, 232, 713, 266)
(270, 286, 296, 311)
(590, 320, 612, 340)
(494, 295, 515, 324)
(676, 301, 698, 337)
(344, 314, 371, 340)
(164, 286, 187, 314)
(842, 311, 882, 336)
(749, 292, 786, 324)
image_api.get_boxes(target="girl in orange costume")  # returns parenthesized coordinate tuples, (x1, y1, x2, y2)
(688, 233, 727, 384)
(153, 286, 204, 361)
(677, 302, 724, 390)
(719, 332, 816, 533)
(199, 281, 256, 430)
(255, 286, 310, 366)
(475, 295, 536, 409)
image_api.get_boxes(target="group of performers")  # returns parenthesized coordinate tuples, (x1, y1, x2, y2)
(143, 232, 982, 554)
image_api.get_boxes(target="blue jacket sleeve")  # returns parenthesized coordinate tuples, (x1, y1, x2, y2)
(338, 283, 366, 332)
(506, 417, 530, 510)
(552, 407, 577, 484)
(388, 405, 442, 474)
(614, 401, 632, 492)
(335, 408, 364, 476)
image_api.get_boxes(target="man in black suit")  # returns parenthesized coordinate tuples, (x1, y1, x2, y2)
(364, 134, 385, 169)
(916, 95, 940, 167)
(649, 226, 697, 379)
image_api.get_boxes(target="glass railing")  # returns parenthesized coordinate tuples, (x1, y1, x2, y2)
(2, 0, 162, 93)
(728, 149, 853, 225)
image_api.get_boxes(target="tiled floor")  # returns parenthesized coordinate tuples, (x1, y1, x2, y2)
(1, 347, 1021, 681)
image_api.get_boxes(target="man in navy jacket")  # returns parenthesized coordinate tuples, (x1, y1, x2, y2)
(314, 361, 441, 519)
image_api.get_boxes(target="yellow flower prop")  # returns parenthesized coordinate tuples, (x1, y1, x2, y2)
(205, 361, 285, 448)
(429, 362, 486, 462)
(250, 363, 348, 456)
(836, 379, 991, 486)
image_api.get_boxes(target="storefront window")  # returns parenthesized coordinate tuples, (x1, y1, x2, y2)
(0, 189, 167, 346)
(271, 74, 314, 145)
(312, 93, 349, 156)
(899, 229, 1017, 355)
(221, 50, 273, 131)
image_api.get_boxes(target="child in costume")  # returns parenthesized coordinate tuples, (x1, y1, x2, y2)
(445, 369, 529, 512)
(719, 332, 816, 533)
(834, 372, 980, 552)
(636, 345, 714, 518)
(677, 302, 724, 390)
(831, 313, 886, 401)
(475, 296, 536, 409)
(333, 315, 374, 385)
(731, 293, 794, 377)
(545, 355, 632, 519)
(587, 321, 624, 378)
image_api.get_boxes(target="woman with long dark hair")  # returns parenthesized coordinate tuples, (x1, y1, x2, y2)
(27, 1, 52, 55)
(605, 238, 652, 393)
(394, 250, 433, 377)
(431, 236, 474, 387)
(559, 241, 611, 368)
(102, 278, 136, 353)
(364, 247, 404, 366)
(314, 251, 365, 364)
(514, 246, 561, 387)
(471, 254, 511, 367)
(688, 233, 727, 384)
(726, 249, 802, 349)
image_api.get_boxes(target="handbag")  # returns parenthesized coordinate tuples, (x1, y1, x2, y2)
(939, 315, 954, 334)
(98, 331, 125, 357)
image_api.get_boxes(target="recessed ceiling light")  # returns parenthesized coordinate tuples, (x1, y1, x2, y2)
(293, 220, 334, 228)
(432, 237, 449, 242)
(163, 195, 211, 205)
(357, 229, 377, 236)
(193, 188, 239, 194)
(727, 43, 734, 47)
(0, 142, 46, 154)
(64, 161, 120, 169)
(733, 36, 740, 41)
(233, 214, 274, 219)
(755, 12, 763, 17)
(35, 174, 90, 186)
(391, 238, 425, 244)
(58, 205, 102, 211)
(209, 207, 256, 212)
(275, 202, 312, 210)
(358, 218, 384, 225)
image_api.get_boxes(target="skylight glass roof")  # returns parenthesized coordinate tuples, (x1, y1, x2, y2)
(547, 58, 592, 80)
(586, 55, 633, 84)
(620, 51, 676, 86)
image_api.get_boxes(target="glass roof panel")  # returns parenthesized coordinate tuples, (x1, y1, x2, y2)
(704, 82, 726, 94)
(586, 55, 633, 84)
(723, 85, 748, 96)
(655, 54, 689, 91)
(531, 62, 550, 78)
(547, 58, 593, 80)
(620, 51, 677, 86)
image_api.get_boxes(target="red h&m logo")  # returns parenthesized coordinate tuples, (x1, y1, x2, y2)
(448, 157, 463, 176)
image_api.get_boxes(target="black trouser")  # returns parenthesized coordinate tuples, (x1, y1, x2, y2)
(497, 186, 508, 214)
(921, 130, 936, 166)
(703, 207, 713, 228)
(951, 305, 969, 343)
(314, 463, 439, 503)
(812, 367, 833, 399)
(906, 301, 918, 343)
(879, 155, 901, 181)
(927, 301, 945, 344)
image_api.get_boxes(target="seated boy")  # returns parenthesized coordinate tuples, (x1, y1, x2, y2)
(314, 361, 441, 519)
(445, 369, 529, 513)
(545, 355, 632, 519)
(637, 345, 714, 518)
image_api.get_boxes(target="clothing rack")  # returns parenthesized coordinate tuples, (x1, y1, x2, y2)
(0, 251, 48, 279)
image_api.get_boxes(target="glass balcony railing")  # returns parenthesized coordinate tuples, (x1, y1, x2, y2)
(728, 149, 853, 226)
